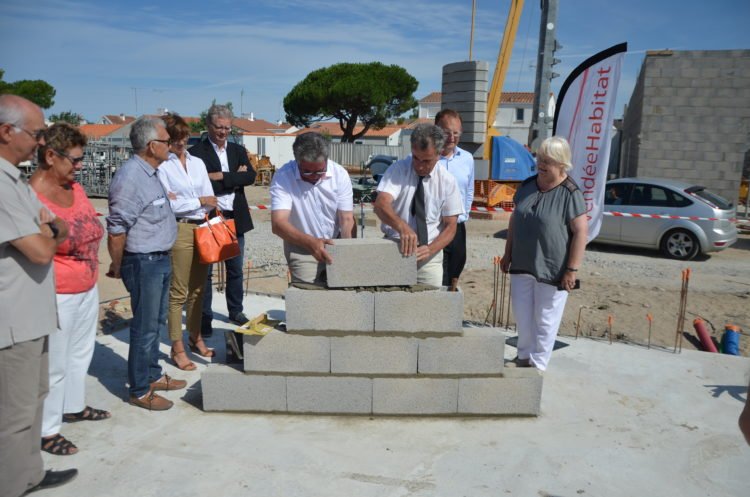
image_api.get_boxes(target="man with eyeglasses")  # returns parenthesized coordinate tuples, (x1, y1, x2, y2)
(374, 124, 464, 287)
(435, 109, 474, 287)
(270, 132, 354, 284)
(0, 94, 78, 495)
(106, 116, 185, 411)
(188, 104, 255, 361)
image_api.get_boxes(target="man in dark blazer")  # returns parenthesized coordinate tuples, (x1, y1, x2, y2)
(189, 104, 255, 361)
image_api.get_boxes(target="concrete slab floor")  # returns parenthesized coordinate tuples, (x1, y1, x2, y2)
(41, 294, 749, 497)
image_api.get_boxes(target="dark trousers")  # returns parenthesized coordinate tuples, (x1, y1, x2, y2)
(202, 231, 245, 328)
(442, 221, 467, 287)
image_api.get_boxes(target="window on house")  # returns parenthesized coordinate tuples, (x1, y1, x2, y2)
(515, 108, 525, 122)
(257, 137, 266, 156)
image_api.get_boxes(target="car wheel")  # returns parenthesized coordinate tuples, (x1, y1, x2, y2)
(660, 229, 700, 260)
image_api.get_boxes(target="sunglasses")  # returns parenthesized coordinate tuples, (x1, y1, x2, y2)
(53, 149, 84, 165)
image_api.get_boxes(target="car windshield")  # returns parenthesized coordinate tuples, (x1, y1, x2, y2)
(685, 186, 733, 210)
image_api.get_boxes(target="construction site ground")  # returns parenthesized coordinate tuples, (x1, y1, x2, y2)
(38, 187, 749, 496)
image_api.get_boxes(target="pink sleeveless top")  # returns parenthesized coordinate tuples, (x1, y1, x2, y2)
(37, 183, 104, 294)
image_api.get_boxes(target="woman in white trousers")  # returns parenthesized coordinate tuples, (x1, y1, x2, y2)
(501, 137, 588, 371)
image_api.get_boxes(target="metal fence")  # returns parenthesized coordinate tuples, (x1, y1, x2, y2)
(328, 142, 409, 167)
(77, 141, 133, 197)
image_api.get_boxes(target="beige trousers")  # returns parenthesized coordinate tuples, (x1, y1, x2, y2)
(284, 242, 326, 285)
(168, 222, 209, 342)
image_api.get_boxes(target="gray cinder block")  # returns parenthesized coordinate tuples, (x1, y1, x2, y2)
(374, 290, 463, 333)
(326, 238, 416, 288)
(330, 336, 418, 375)
(202, 365, 287, 412)
(373, 378, 458, 415)
(243, 330, 330, 373)
(418, 328, 505, 375)
(287, 376, 372, 414)
(458, 374, 543, 416)
(285, 287, 374, 332)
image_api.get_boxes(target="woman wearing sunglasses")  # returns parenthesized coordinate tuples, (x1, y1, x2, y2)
(30, 122, 110, 456)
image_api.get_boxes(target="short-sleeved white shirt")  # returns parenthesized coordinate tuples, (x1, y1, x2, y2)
(270, 159, 353, 239)
(376, 157, 464, 243)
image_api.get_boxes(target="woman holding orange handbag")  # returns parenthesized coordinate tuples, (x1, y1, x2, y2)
(158, 114, 217, 369)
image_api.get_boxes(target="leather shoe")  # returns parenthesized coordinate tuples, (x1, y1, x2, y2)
(150, 374, 187, 391)
(229, 312, 249, 325)
(129, 391, 173, 411)
(26, 469, 78, 494)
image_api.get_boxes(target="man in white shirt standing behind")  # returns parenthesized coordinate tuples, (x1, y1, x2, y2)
(270, 132, 355, 284)
(435, 109, 474, 287)
(374, 124, 464, 287)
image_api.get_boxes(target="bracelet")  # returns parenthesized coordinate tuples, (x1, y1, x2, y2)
(565, 267, 578, 272)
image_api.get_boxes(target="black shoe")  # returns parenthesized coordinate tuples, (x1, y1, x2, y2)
(26, 469, 78, 494)
(229, 312, 249, 325)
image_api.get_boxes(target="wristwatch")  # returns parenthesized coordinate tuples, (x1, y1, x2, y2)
(47, 222, 59, 239)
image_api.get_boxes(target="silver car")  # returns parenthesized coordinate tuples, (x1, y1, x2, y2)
(595, 178, 737, 260)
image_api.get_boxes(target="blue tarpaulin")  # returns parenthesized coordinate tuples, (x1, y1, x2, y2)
(490, 136, 536, 180)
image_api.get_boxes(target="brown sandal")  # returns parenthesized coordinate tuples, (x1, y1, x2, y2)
(41, 433, 78, 456)
(188, 337, 215, 358)
(171, 346, 197, 370)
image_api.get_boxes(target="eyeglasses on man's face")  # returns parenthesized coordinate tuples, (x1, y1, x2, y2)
(13, 125, 46, 141)
(53, 149, 84, 165)
(149, 139, 171, 146)
(299, 161, 327, 177)
(209, 123, 232, 132)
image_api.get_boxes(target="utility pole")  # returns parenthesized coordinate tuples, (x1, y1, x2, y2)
(469, 0, 477, 61)
(241, 88, 244, 117)
(131, 87, 139, 114)
(528, 0, 561, 150)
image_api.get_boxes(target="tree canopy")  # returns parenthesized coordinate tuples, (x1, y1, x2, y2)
(49, 110, 84, 126)
(283, 62, 418, 143)
(0, 69, 56, 109)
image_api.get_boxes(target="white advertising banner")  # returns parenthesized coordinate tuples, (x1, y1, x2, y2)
(554, 43, 627, 241)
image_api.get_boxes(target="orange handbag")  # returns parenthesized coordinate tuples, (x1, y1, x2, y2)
(194, 209, 240, 264)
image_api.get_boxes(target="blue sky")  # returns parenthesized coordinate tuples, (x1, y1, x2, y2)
(2, 0, 748, 123)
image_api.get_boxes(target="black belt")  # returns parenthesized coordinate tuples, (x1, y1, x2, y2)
(124, 250, 169, 256)
(176, 218, 203, 225)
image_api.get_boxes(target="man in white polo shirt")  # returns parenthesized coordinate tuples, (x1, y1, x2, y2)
(270, 132, 355, 284)
(374, 124, 464, 287)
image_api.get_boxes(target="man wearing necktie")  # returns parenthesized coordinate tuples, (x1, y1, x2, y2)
(374, 124, 464, 287)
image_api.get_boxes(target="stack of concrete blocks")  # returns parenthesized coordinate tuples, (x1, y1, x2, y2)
(442, 61, 489, 145)
(202, 239, 542, 416)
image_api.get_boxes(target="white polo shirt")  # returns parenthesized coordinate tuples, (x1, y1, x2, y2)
(376, 157, 464, 244)
(270, 159, 353, 239)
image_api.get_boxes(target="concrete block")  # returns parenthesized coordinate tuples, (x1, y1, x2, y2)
(326, 238, 416, 288)
(331, 336, 418, 375)
(418, 328, 505, 375)
(202, 365, 287, 412)
(458, 375, 543, 416)
(285, 287, 374, 332)
(287, 376, 372, 414)
(442, 80, 487, 93)
(441, 92, 488, 105)
(243, 329, 330, 373)
(373, 378, 458, 414)
(374, 290, 463, 333)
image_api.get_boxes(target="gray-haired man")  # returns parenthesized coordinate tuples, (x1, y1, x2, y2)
(0, 94, 77, 496)
(374, 124, 464, 287)
(270, 132, 354, 284)
(107, 116, 185, 411)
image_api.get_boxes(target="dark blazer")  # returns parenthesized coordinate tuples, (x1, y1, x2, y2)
(189, 139, 256, 234)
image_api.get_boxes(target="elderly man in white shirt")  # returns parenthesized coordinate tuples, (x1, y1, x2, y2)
(270, 132, 355, 284)
(374, 124, 464, 287)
